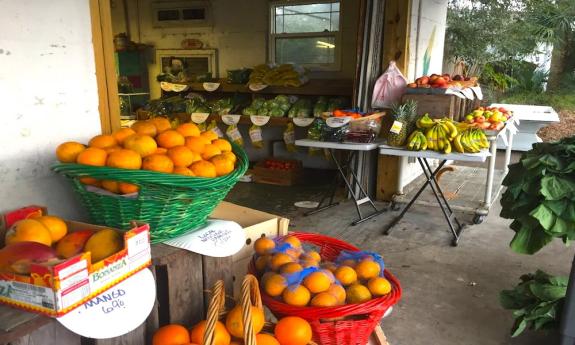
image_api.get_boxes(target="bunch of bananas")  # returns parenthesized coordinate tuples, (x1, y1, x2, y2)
(409, 114, 458, 154)
(406, 130, 427, 151)
(453, 128, 489, 153)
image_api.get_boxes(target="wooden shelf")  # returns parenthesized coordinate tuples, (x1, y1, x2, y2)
(176, 78, 353, 97)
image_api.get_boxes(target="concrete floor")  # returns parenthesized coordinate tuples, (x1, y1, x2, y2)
(224, 153, 574, 345)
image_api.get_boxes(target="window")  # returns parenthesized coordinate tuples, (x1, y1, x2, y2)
(270, 1, 341, 71)
(152, 1, 212, 28)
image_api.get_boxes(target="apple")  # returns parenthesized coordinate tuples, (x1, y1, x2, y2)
(465, 114, 474, 124)
(499, 107, 507, 113)
(429, 74, 440, 83)
(434, 77, 447, 86)
(473, 110, 484, 117)
(452, 75, 463, 81)
(407, 82, 418, 88)
(475, 115, 486, 123)
(442, 73, 452, 82)
(464, 77, 471, 81)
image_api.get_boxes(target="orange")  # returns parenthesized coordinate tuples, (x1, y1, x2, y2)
(113, 128, 136, 145)
(190, 320, 230, 345)
(263, 273, 287, 297)
(155, 147, 168, 155)
(355, 260, 380, 280)
(326, 283, 346, 304)
(260, 272, 276, 286)
(367, 277, 392, 296)
(149, 117, 172, 133)
(280, 262, 303, 275)
(303, 271, 331, 293)
(34, 215, 68, 242)
(89, 135, 118, 149)
(285, 247, 302, 259)
(143, 154, 174, 174)
(321, 268, 336, 283)
(157, 130, 185, 149)
(255, 255, 271, 272)
(221, 152, 237, 165)
(77, 147, 107, 166)
(322, 262, 338, 273)
(190, 160, 216, 178)
(56, 142, 86, 163)
(132, 121, 157, 137)
(201, 144, 222, 160)
(225, 305, 265, 338)
(5, 219, 52, 246)
(124, 134, 158, 157)
(173, 167, 195, 176)
(346, 284, 372, 304)
(105, 145, 122, 154)
(106, 149, 142, 170)
(152, 324, 190, 345)
(119, 182, 139, 194)
(299, 257, 319, 269)
(341, 259, 357, 268)
(101, 180, 120, 194)
(211, 154, 235, 176)
(185, 136, 207, 153)
(254, 237, 275, 255)
(212, 139, 232, 152)
(282, 284, 311, 307)
(79, 177, 100, 186)
(274, 316, 312, 345)
(284, 236, 302, 249)
(177, 123, 201, 137)
(305, 250, 321, 262)
(255, 334, 280, 345)
(167, 146, 195, 167)
(270, 253, 294, 271)
(310, 292, 338, 307)
(334, 266, 357, 286)
(201, 130, 219, 142)
(230, 342, 243, 345)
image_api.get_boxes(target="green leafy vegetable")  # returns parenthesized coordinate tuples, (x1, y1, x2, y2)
(500, 270, 566, 337)
(500, 136, 575, 254)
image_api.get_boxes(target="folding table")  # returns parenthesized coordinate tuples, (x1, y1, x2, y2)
(379, 145, 491, 246)
(295, 139, 386, 225)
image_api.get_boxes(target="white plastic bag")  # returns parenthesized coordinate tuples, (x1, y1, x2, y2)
(371, 61, 407, 109)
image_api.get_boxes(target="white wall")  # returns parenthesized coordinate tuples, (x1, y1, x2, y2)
(0, 0, 101, 219)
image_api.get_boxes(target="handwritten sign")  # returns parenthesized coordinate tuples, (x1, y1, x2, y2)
(191, 113, 210, 124)
(57, 268, 155, 339)
(221, 115, 242, 126)
(292, 117, 315, 127)
(163, 219, 245, 257)
(250, 115, 271, 126)
(326, 116, 352, 128)
(203, 82, 221, 92)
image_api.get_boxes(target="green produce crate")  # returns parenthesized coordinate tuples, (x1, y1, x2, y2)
(52, 145, 248, 243)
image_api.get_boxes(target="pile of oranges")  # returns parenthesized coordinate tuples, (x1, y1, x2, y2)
(153, 315, 312, 345)
(55, 117, 237, 195)
(254, 236, 392, 307)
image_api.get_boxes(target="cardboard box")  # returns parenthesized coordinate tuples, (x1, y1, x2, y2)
(253, 158, 303, 186)
(0, 206, 151, 317)
(211, 202, 289, 298)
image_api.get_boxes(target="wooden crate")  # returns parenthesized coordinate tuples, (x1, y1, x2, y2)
(402, 93, 482, 122)
(253, 159, 303, 186)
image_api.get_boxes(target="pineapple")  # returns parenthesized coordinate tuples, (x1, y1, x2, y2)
(387, 101, 418, 147)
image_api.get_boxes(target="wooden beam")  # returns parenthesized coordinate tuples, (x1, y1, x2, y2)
(90, 0, 121, 134)
(377, 0, 411, 201)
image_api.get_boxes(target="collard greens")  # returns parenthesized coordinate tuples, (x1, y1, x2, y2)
(500, 136, 575, 254)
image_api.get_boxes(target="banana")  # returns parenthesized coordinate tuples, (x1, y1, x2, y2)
(453, 133, 465, 153)
(466, 130, 481, 152)
(406, 131, 419, 149)
(416, 114, 435, 129)
(414, 136, 421, 151)
(436, 125, 445, 151)
(443, 120, 458, 139)
(478, 130, 489, 148)
(426, 127, 435, 151)
(443, 140, 452, 154)
(419, 133, 428, 150)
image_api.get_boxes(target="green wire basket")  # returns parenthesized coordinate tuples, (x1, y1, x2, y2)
(52, 145, 248, 243)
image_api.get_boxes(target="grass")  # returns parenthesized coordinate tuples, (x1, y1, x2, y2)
(499, 91, 575, 112)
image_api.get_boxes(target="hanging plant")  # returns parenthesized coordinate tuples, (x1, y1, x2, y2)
(500, 136, 575, 254)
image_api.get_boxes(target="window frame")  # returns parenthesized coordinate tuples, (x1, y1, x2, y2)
(269, 0, 342, 72)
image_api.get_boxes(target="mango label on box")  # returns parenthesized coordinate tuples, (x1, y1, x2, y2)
(390, 121, 403, 134)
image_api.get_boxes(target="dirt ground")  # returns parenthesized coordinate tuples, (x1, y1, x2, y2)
(538, 110, 575, 142)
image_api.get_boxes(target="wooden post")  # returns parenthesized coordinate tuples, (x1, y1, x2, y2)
(376, 0, 411, 201)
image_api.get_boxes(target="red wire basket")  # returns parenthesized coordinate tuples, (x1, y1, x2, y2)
(248, 232, 402, 345)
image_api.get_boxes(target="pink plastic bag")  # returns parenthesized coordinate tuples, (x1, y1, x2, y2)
(371, 61, 407, 109)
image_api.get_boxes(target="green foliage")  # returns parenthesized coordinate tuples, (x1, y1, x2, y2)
(500, 270, 566, 337)
(500, 91, 575, 111)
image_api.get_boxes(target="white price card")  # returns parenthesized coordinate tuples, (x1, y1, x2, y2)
(57, 268, 156, 339)
(221, 115, 242, 126)
(203, 82, 220, 92)
(292, 118, 315, 127)
(326, 116, 352, 128)
(250, 115, 271, 126)
(191, 113, 210, 124)
(390, 121, 403, 134)
(248, 83, 268, 92)
(163, 220, 245, 257)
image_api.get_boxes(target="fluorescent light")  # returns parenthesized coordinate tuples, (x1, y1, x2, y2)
(316, 41, 335, 48)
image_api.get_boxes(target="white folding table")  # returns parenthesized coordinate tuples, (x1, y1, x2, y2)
(295, 139, 387, 225)
(379, 145, 491, 246)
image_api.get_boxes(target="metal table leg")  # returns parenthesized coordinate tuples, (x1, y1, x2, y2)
(504, 129, 514, 176)
(483, 136, 498, 209)
(383, 158, 466, 246)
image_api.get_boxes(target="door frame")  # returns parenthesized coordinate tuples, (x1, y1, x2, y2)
(90, 0, 121, 134)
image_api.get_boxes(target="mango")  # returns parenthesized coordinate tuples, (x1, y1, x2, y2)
(83, 229, 123, 263)
(56, 230, 94, 259)
(5, 219, 53, 247)
(0, 242, 58, 274)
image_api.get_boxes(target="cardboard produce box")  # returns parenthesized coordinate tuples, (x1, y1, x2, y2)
(0, 206, 151, 317)
(253, 158, 303, 186)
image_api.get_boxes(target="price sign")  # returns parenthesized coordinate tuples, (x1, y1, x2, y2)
(248, 83, 268, 92)
(164, 220, 245, 257)
(191, 113, 210, 124)
(250, 115, 271, 126)
(221, 115, 242, 126)
(292, 118, 315, 127)
(203, 82, 221, 92)
(326, 116, 352, 128)
(57, 269, 156, 339)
